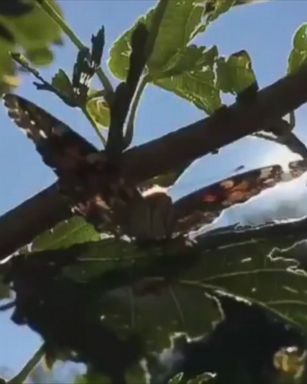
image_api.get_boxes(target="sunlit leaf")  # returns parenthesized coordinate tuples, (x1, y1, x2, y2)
(86, 95, 110, 128)
(153, 45, 221, 114)
(109, 0, 238, 81)
(216, 50, 256, 94)
(155, 64, 221, 114)
(288, 24, 307, 74)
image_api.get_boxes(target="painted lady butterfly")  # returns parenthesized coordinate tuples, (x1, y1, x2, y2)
(4, 94, 307, 240)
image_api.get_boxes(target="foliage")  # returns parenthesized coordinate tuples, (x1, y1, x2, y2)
(109, 0, 248, 114)
(2, 1, 307, 384)
(288, 24, 307, 74)
(0, 0, 62, 93)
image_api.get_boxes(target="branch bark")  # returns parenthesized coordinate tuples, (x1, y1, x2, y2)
(2, 65, 307, 259)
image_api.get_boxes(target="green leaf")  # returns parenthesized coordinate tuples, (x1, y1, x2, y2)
(63, 235, 307, 347)
(140, 161, 191, 190)
(0, 1, 33, 16)
(1, 0, 62, 50)
(62, 238, 141, 282)
(109, 1, 253, 113)
(32, 216, 101, 251)
(183, 238, 307, 331)
(86, 96, 110, 128)
(0, 0, 62, 92)
(288, 24, 307, 74)
(25, 47, 54, 66)
(51, 69, 74, 97)
(151, 45, 218, 80)
(216, 50, 256, 94)
(59, 239, 221, 349)
(0, 278, 10, 300)
(109, 0, 236, 81)
(151, 45, 221, 114)
(108, 13, 150, 81)
(155, 65, 221, 114)
(168, 373, 184, 384)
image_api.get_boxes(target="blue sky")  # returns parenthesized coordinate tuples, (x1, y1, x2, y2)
(1, 0, 307, 378)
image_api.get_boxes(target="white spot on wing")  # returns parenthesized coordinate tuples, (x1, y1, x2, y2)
(39, 130, 48, 139)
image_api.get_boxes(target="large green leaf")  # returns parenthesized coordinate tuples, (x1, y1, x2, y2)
(180, 240, 307, 330)
(12, 231, 307, 382)
(109, 0, 236, 80)
(59, 234, 307, 352)
(288, 24, 307, 74)
(109, 0, 262, 113)
(32, 216, 101, 251)
(0, 0, 62, 92)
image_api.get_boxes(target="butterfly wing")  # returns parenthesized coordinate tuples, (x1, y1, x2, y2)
(173, 160, 307, 234)
(3, 94, 144, 234)
(3, 93, 97, 177)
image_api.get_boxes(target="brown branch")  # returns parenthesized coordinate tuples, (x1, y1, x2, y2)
(0, 184, 71, 258)
(2, 65, 307, 259)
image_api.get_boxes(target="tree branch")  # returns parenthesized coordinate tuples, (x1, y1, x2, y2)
(2, 65, 307, 259)
(8, 343, 45, 384)
(0, 184, 71, 258)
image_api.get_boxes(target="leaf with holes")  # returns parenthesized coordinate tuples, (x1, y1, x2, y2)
(61, 233, 307, 351)
(109, 0, 239, 81)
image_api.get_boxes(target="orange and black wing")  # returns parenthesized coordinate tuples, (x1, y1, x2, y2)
(173, 160, 307, 235)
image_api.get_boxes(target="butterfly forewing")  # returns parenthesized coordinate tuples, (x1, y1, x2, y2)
(3, 94, 97, 176)
(173, 161, 307, 235)
(3, 94, 145, 236)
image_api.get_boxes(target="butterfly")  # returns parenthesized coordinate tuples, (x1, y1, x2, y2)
(4, 93, 307, 241)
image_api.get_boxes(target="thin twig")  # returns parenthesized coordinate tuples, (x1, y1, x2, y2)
(9, 343, 45, 384)
(82, 106, 106, 145)
(259, 112, 307, 158)
(0, 301, 15, 311)
(123, 75, 148, 148)
(36, 0, 113, 99)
